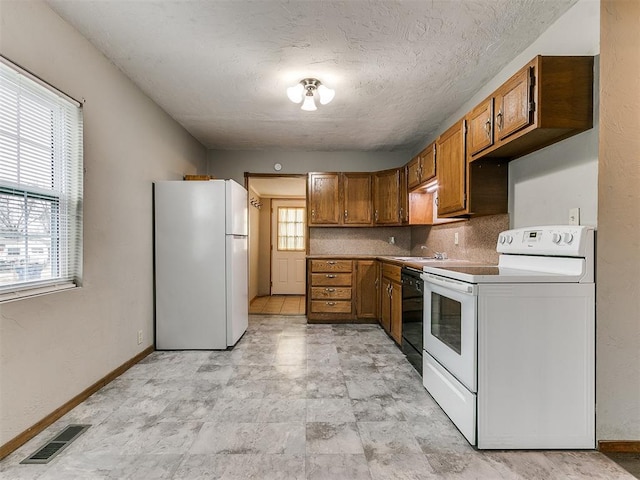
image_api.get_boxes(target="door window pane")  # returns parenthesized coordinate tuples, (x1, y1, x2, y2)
(277, 207, 305, 251)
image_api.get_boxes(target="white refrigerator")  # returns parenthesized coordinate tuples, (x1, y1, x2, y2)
(154, 179, 248, 349)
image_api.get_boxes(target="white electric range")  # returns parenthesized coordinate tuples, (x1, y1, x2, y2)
(420, 225, 595, 449)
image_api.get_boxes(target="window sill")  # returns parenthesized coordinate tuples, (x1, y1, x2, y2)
(0, 282, 77, 304)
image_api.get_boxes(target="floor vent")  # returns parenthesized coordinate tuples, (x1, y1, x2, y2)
(21, 424, 90, 464)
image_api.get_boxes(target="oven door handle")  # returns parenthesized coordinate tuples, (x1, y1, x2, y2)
(421, 273, 478, 295)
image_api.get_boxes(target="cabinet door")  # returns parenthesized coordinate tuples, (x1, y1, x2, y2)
(400, 167, 409, 224)
(495, 66, 532, 141)
(390, 280, 402, 345)
(436, 119, 467, 216)
(380, 276, 392, 334)
(467, 98, 494, 156)
(356, 260, 379, 319)
(406, 155, 421, 190)
(419, 143, 436, 184)
(374, 168, 401, 224)
(343, 173, 373, 225)
(308, 173, 341, 225)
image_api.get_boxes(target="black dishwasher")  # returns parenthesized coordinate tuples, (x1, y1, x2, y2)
(401, 267, 424, 375)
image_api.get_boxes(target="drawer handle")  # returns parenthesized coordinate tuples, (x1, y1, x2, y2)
(326, 274, 336, 278)
(325, 288, 336, 292)
(327, 261, 336, 265)
(326, 302, 336, 306)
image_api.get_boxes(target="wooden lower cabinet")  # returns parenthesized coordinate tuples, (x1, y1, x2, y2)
(355, 260, 379, 319)
(379, 262, 402, 344)
(307, 258, 381, 323)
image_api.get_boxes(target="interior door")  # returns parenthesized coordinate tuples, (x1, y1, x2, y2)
(271, 199, 306, 295)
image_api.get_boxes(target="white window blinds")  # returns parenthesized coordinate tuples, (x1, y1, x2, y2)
(0, 57, 83, 301)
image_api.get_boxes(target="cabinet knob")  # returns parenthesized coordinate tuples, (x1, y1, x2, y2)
(344, 210, 348, 219)
(327, 261, 336, 265)
(326, 274, 336, 278)
(374, 210, 379, 222)
(326, 302, 336, 306)
(496, 110, 503, 130)
(311, 209, 316, 217)
(484, 118, 491, 138)
(325, 288, 336, 292)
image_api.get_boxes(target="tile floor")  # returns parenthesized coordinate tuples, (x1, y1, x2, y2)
(0, 314, 635, 479)
(249, 295, 306, 315)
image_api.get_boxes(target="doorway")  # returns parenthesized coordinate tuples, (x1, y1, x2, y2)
(245, 174, 307, 315)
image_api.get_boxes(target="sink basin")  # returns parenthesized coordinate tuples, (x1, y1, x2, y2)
(391, 257, 450, 262)
(388, 256, 469, 264)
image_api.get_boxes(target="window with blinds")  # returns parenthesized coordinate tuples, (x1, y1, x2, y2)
(277, 207, 305, 251)
(0, 57, 83, 301)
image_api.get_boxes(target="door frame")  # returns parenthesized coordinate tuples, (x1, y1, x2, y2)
(244, 173, 308, 298)
(270, 198, 307, 295)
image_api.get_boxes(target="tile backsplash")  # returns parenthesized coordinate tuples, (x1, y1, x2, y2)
(411, 214, 509, 264)
(309, 214, 509, 262)
(310, 227, 411, 255)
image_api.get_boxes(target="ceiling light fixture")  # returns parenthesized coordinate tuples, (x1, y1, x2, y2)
(287, 78, 335, 111)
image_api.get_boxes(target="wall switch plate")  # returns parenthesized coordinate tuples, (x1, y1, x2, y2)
(137, 330, 143, 345)
(454, 232, 459, 245)
(569, 207, 580, 225)
(388, 236, 395, 244)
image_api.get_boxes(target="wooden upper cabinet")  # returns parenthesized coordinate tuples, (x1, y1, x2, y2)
(467, 98, 494, 156)
(420, 143, 436, 184)
(308, 172, 373, 226)
(406, 155, 421, 190)
(343, 173, 372, 225)
(470, 55, 594, 161)
(308, 173, 341, 225)
(373, 168, 402, 225)
(495, 66, 532, 141)
(406, 143, 436, 191)
(435, 119, 467, 216)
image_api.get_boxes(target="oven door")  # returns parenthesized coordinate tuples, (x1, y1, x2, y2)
(422, 273, 478, 392)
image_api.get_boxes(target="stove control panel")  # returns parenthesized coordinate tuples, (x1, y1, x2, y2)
(497, 225, 594, 257)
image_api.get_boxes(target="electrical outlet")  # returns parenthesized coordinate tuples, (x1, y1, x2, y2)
(388, 236, 395, 245)
(569, 207, 580, 226)
(137, 330, 143, 345)
(454, 232, 459, 245)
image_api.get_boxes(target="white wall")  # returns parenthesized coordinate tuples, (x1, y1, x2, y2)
(0, 1, 206, 447)
(208, 150, 409, 184)
(421, 0, 600, 228)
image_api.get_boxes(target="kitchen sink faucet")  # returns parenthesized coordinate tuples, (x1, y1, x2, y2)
(421, 245, 448, 260)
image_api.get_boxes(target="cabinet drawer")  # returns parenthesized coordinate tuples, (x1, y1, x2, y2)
(310, 259, 353, 273)
(311, 287, 352, 300)
(311, 273, 352, 286)
(382, 263, 402, 283)
(311, 300, 352, 314)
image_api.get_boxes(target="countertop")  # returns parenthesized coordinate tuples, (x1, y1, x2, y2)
(306, 254, 466, 271)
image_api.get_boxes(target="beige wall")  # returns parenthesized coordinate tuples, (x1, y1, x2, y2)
(258, 199, 272, 296)
(0, 1, 206, 447)
(247, 186, 261, 301)
(597, 0, 640, 440)
(208, 150, 409, 185)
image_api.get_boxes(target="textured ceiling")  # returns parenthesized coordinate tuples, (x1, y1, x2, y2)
(47, 0, 578, 152)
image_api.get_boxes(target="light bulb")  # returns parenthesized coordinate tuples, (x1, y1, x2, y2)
(317, 84, 335, 105)
(286, 83, 304, 103)
(301, 93, 317, 111)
